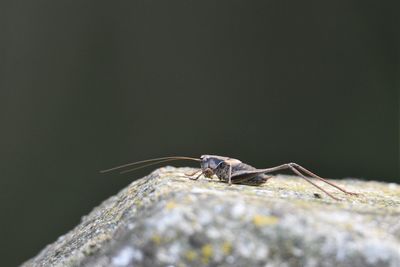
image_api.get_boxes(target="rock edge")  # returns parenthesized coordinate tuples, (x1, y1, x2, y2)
(22, 167, 400, 267)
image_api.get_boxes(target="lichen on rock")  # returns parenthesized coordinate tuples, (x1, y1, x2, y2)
(22, 167, 400, 267)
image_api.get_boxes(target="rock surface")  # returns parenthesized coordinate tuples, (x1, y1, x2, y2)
(22, 167, 400, 267)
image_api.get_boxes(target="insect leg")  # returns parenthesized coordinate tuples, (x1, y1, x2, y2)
(185, 169, 202, 177)
(287, 165, 340, 200)
(260, 163, 355, 200)
(263, 175, 273, 181)
(189, 171, 204, 180)
(291, 163, 358, 196)
(227, 165, 232, 185)
(230, 170, 271, 184)
(215, 161, 233, 184)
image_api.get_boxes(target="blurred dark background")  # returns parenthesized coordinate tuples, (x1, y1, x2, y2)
(0, 1, 398, 266)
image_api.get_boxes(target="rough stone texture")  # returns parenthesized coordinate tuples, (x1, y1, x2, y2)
(22, 167, 400, 267)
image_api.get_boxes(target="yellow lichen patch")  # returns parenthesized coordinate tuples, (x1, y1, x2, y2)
(201, 244, 213, 264)
(343, 223, 353, 231)
(151, 234, 162, 245)
(133, 199, 142, 206)
(184, 250, 198, 261)
(166, 201, 177, 210)
(292, 199, 321, 209)
(252, 214, 279, 227)
(221, 241, 232, 254)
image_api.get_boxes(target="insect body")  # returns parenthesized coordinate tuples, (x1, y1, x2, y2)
(197, 155, 269, 185)
(101, 155, 358, 201)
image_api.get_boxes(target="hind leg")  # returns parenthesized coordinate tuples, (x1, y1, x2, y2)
(236, 174, 270, 186)
(262, 175, 273, 182)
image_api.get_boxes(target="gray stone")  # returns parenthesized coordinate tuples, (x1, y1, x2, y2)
(22, 167, 400, 267)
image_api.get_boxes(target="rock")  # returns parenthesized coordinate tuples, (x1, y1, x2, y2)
(22, 167, 400, 267)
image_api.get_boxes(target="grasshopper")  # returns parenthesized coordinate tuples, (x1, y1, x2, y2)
(101, 155, 358, 200)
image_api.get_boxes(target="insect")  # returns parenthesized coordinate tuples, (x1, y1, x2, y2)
(101, 155, 358, 201)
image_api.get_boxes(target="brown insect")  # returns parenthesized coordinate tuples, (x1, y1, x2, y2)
(101, 155, 358, 200)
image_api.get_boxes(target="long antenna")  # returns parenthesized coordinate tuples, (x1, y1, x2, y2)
(119, 158, 195, 174)
(100, 156, 200, 173)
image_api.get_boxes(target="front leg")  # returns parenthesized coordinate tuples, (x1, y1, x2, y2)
(185, 169, 202, 178)
(215, 161, 233, 185)
(227, 164, 232, 185)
